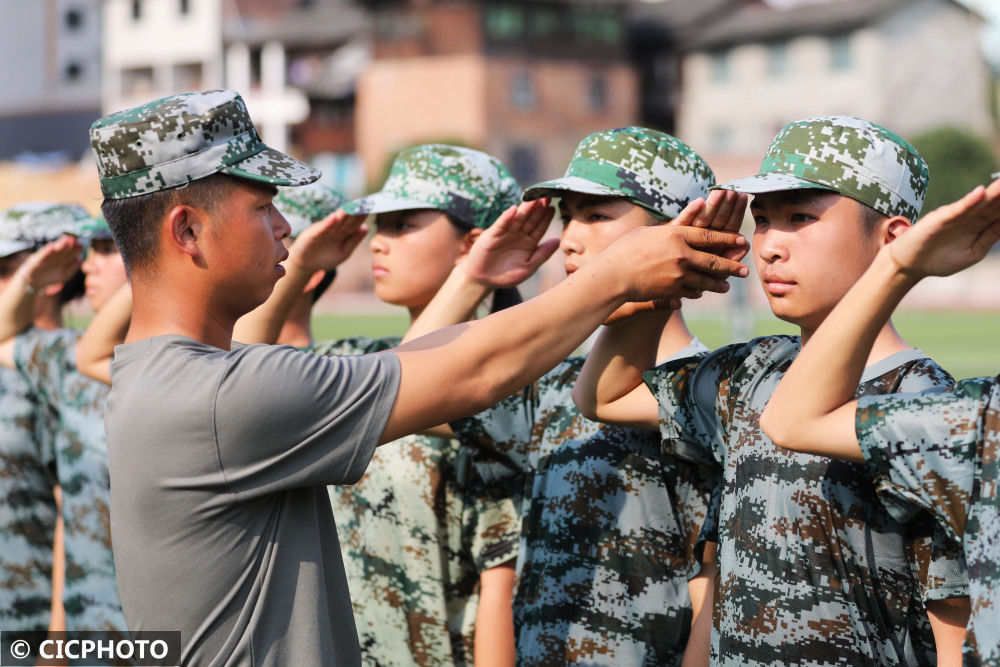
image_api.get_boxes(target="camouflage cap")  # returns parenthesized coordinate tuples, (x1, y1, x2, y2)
(90, 89, 321, 200)
(343, 144, 521, 229)
(522, 127, 715, 220)
(0, 202, 92, 258)
(717, 115, 928, 220)
(274, 182, 348, 237)
(78, 216, 114, 244)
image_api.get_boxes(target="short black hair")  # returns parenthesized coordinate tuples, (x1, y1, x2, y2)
(100, 173, 239, 277)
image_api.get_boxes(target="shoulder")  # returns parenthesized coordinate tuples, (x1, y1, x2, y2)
(861, 350, 954, 395)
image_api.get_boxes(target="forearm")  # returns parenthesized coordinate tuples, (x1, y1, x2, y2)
(474, 562, 516, 667)
(402, 265, 491, 343)
(761, 248, 917, 460)
(233, 261, 314, 344)
(572, 310, 670, 428)
(682, 541, 717, 667)
(76, 284, 132, 385)
(0, 266, 39, 342)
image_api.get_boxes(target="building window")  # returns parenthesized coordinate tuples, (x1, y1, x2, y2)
(511, 70, 536, 110)
(131, 0, 142, 21)
(64, 62, 83, 82)
(174, 63, 204, 91)
(65, 8, 83, 30)
(122, 66, 154, 95)
(509, 145, 538, 185)
(179, 0, 190, 15)
(572, 10, 622, 45)
(830, 34, 852, 71)
(588, 75, 607, 113)
(710, 50, 729, 82)
(767, 41, 788, 78)
(485, 5, 525, 40)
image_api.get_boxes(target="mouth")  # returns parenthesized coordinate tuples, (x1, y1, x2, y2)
(564, 263, 579, 275)
(372, 263, 388, 278)
(762, 274, 796, 296)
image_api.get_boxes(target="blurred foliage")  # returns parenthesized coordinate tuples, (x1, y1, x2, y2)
(911, 125, 998, 215)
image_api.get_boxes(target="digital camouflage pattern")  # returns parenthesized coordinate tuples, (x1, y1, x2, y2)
(644, 336, 967, 665)
(0, 202, 92, 257)
(273, 182, 347, 237)
(522, 127, 715, 220)
(14, 329, 126, 631)
(452, 343, 716, 667)
(77, 217, 113, 243)
(0, 365, 57, 634)
(718, 115, 928, 220)
(343, 145, 522, 230)
(309, 336, 521, 666)
(89, 89, 320, 199)
(856, 376, 1000, 665)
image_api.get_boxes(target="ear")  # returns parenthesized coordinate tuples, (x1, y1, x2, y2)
(458, 227, 482, 259)
(302, 269, 326, 295)
(165, 204, 207, 263)
(882, 216, 912, 245)
(42, 283, 63, 298)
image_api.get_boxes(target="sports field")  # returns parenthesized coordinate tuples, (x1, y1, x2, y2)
(312, 309, 1000, 382)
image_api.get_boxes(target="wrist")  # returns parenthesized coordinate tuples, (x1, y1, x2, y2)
(15, 266, 39, 296)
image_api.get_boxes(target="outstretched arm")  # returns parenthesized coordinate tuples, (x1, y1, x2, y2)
(402, 199, 558, 342)
(232, 210, 367, 344)
(75, 284, 132, 384)
(381, 222, 749, 443)
(761, 180, 1000, 461)
(573, 191, 748, 428)
(0, 236, 82, 368)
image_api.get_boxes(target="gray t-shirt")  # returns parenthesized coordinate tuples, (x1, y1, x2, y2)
(105, 335, 401, 666)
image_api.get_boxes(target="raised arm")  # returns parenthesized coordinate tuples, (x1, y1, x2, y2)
(75, 283, 132, 384)
(760, 180, 1000, 461)
(402, 199, 558, 342)
(0, 236, 82, 367)
(381, 223, 749, 443)
(232, 210, 367, 344)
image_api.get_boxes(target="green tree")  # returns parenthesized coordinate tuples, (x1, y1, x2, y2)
(911, 126, 998, 215)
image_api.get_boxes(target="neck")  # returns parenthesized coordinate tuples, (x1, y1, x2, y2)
(127, 279, 236, 350)
(33, 296, 63, 330)
(800, 318, 910, 367)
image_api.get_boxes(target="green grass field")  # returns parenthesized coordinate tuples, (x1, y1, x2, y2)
(311, 309, 1000, 381)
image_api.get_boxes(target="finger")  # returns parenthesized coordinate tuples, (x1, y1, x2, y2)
(525, 202, 556, 241)
(693, 190, 726, 228)
(681, 226, 749, 251)
(707, 191, 739, 229)
(667, 198, 706, 227)
(684, 248, 749, 278)
(526, 238, 560, 271)
(681, 271, 733, 294)
(488, 205, 519, 235)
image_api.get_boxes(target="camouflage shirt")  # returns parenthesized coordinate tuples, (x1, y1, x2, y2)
(13, 329, 126, 631)
(0, 365, 57, 633)
(451, 342, 715, 667)
(309, 336, 521, 667)
(644, 336, 968, 665)
(856, 376, 1000, 665)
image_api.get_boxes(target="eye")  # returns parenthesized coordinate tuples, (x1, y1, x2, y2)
(753, 215, 768, 229)
(790, 212, 816, 224)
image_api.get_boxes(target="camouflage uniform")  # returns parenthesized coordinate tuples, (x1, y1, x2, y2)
(856, 378, 1000, 665)
(0, 203, 94, 634)
(453, 343, 713, 667)
(645, 336, 968, 665)
(310, 335, 520, 666)
(13, 329, 126, 631)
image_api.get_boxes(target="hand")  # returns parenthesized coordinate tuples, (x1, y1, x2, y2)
(19, 235, 82, 290)
(670, 191, 750, 261)
(461, 199, 559, 289)
(603, 299, 678, 326)
(286, 209, 368, 272)
(888, 178, 1000, 279)
(605, 224, 749, 302)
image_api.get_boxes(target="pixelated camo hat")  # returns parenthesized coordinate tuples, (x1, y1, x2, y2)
(274, 182, 348, 237)
(0, 202, 92, 258)
(90, 89, 321, 200)
(342, 144, 521, 229)
(717, 115, 928, 220)
(522, 127, 715, 220)
(78, 216, 114, 243)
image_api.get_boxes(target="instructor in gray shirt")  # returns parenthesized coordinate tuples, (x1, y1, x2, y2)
(89, 89, 749, 666)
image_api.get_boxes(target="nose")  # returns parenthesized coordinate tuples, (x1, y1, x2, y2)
(81, 251, 96, 274)
(369, 231, 387, 254)
(559, 219, 584, 256)
(755, 226, 788, 264)
(273, 210, 291, 240)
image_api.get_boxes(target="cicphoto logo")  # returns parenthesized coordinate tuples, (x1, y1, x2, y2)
(1, 631, 180, 666)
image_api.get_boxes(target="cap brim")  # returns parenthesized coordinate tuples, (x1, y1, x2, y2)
(0, 240, 34, 257)
(223, 147, 321, 187)
(714, 172, 839, 195)
(522, 175, 624, 202)
(341, 192, 438, 216)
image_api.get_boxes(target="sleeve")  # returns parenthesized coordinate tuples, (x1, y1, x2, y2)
(464, 462, 522, 572)
(212, 345, 402, 495)
(12, 328, 80, 408)
(450, 381, 540, 477)
(642, 347, 735, 469)
(308, 335, 400, 357)
(855, 377, 992, 547)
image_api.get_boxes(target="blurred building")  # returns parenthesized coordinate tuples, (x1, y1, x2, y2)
(674, 0, 993, 181)
(0, 0, 102, 160)
(354, 0, 638, 188)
